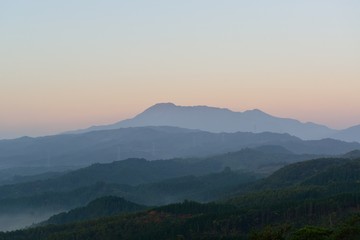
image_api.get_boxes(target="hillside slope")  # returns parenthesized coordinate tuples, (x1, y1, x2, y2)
(39, 196, 147, 226)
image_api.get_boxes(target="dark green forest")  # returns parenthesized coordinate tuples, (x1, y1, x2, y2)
(0, 146, 316, 215)
(1, 157, 360, 239)
(39, 196, 147, 226)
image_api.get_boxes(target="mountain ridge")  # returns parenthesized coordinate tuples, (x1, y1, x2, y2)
(65, 103, 359, 142)
(1, 126, 359, 172)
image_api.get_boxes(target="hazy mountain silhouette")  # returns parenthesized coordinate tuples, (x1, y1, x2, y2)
(332, 125, 360, 143)
(67, 103, 340, 140)
(1, 126, 359, 172)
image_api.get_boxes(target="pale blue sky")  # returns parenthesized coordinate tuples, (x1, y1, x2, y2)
(1, 1, 360, 138)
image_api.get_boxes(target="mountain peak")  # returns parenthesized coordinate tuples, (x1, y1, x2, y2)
(144, 103, 177, 112)
(144, 103, 234, 114)
(151, 102, 176, 108)
(66, 103, 345, 141)
(250, 108, 264, 113)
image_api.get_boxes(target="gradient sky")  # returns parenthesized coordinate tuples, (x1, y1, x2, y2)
(1, 0, 360, 139)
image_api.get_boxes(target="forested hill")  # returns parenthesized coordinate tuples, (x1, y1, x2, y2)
(0, 146, 316, 201)
(39, 196, 147, 226)
(0, 146, 312, 231)
(222, 157, 360, 233)
(0, 151, 356, 224)
(2, 157, 360, 239)
(249, 157, 351, 189)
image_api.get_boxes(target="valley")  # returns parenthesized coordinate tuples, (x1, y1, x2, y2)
(0, 105, 359, 237)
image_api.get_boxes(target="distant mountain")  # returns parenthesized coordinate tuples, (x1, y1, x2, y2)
(68, 103, 337, 140)
(1, 126, 359, 171)
(0, 166, 71, 186)
(332, 124, 360, 143)
(343, 149, 360, 159)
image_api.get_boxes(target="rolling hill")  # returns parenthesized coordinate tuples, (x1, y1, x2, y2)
(1, 126, 358, 176)
(39, 196, 147, 226)
(0, 146, 314, 201)
(333, 124, 360, 143)
(2, 157, 360, 239)
(0, 146, 316, 230)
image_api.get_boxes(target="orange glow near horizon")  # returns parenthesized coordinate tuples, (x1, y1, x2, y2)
(1, 1, 360, 138)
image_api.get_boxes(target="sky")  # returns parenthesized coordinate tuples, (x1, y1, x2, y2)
(1, 0, 360, 139)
